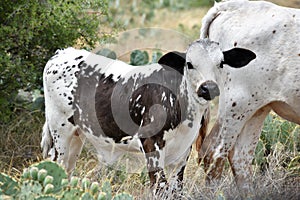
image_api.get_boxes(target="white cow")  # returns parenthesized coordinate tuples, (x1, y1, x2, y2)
(189, 0, 300, 196)
(41, 45, 231, 196)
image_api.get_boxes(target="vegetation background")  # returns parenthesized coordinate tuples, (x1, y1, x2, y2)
(0, 0, 299, 199)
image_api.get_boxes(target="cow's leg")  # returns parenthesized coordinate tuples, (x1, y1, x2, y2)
(168, 146, 192, 195)
(141, 137, 167, 194)
(47, 116, 83, 174)
(41, 120, 55, 160)
(228, 106, 271, 197)
(201, 100, 259, 185)
(67, 129, 86, 174)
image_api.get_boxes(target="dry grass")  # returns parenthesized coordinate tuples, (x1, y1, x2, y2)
(0, 111, 43, 176)
(1, 114, 299, 199)
(69, 142, 300, 199)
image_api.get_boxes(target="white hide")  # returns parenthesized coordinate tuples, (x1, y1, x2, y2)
(197, 0, 300, 195)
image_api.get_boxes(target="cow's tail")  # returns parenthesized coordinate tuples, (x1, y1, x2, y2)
(41, 119, 53, 159)
(196, 107, 210, 164)
(200, 1, 221, 39)
(200, 0, 245, 39)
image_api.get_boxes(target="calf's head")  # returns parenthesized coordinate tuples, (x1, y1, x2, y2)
(158, 51, 217, 102)
(186, 39, 256, 100)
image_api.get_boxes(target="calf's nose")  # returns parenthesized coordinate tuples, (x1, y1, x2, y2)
(197, 81, 220, 101)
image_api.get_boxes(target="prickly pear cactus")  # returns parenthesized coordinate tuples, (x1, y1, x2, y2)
(0, 160, 133, 200)
(0, 173, 18, 196)
(33, 160, 68, 193)
(61, 187, 82, 199)
(35, 196, 58, 200)
(16, 164, 58, 199)
(113, 193, 134, 200)
(81, 192, 94, 200)
(101, 181, 112, 200)
(17, 178, 43, 199)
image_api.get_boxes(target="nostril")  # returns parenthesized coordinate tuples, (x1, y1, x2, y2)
(197, 81, 220, 101)
(200, 84, 209, 93)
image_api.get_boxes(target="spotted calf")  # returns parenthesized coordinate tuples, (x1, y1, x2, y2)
(41, 45, 222, 195)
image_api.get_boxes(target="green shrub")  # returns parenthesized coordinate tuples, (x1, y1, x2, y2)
(0, 0, 111, 123)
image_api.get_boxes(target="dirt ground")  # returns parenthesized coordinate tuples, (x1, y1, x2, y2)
(270, 0, 300, 8)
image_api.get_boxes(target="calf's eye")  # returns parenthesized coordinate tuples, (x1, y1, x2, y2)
(187, 62, 194, 69)
(219, 61, 224, 68)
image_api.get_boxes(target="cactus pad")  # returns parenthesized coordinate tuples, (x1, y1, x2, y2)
(33, 160, 67, 193)
(0, 173, 18, 196)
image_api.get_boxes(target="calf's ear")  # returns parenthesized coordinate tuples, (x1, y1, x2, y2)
(158, 51, 186, 74)
(222, 48, 256, 68)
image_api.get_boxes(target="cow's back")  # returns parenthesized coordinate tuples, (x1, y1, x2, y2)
(201, 0, 300, 108)
(201, 0, 300, 50)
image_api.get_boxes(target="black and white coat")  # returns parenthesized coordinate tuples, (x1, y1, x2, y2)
(41, 46, 217, 195)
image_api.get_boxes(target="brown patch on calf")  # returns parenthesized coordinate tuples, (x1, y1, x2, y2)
(142, 137, 156, 152)
(198, 118, 229, 184)
(196, 108, 210, 164)
(200, 118, 221, 163)
(205, 157, 226, 184)
(74, 130, 79, 136)
(228, 148, 237, 176)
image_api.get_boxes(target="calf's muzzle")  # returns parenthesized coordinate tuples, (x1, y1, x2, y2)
(197, 80, 220, 101)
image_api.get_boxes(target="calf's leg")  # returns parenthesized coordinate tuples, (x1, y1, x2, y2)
(196, 107, 210, 164)
(46, 116, 84, 174)
(168, 146, 192, 195)
(200, 120, 227, 183)
(67, 129, 86, 174)
(141, 137, 167, 194)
